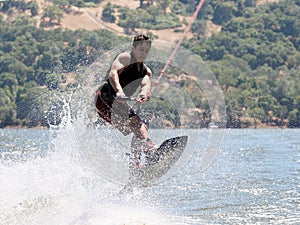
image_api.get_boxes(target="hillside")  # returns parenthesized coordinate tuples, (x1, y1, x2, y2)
(1, 0, 299, 129)
(58, 0, 194, 41)
(0, 0, 281, 41)
(0, 0, 193, 42)
(57, 0, 281, 40)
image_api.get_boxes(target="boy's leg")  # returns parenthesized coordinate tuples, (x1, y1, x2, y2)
(95, 91, 112, 123)
(129, 115, 158, 169)
(129, 135, 144, 169)
(96, 98, 156, 167)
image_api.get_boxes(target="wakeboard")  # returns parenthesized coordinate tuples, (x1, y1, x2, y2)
(123, 135, 188, 191)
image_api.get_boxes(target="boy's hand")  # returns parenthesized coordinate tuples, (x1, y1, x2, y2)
(136, 94, 149, 103)
(115, 91, 128, 103)
(116, 90, 126, 98)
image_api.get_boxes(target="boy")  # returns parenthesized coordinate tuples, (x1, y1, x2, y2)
(95, 34, 156, 169)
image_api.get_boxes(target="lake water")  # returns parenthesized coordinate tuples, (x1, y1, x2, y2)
(0, 127, 299, 225)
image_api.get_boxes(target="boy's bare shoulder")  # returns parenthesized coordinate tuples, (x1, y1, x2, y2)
(116, 52, 131, 65)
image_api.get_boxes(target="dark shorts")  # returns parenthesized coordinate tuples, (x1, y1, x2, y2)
(95, 90, 143, 136)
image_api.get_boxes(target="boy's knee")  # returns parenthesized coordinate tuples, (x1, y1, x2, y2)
(141, 123, 148, 131)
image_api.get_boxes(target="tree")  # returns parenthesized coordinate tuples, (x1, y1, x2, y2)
(139, 0, 145, 8)
(146, 5, 160, 23)
(0, 72, 18, 94)
(45, 73, 61, 90)
(245, 0, 256, 8)
(191, 20, 207, 38)
(212, 2, 237, 25)
(53, 0, 69, 12)
(155, 0, 170, 14)
(29, 1, 39, 17)
(197, 0, 213, 20)
(35, 52, 60, 71)
(1, 108, 15, 126)
(118, 8, 141, 34)
(15, 87, 48, 127)
(41, 5, 63, 26)
(288, 109, 300, 127)
(102, 2, 116, 23)
(0, 54, 16, 73)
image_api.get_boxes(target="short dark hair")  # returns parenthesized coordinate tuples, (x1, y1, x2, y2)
(132, 34, 152, 48)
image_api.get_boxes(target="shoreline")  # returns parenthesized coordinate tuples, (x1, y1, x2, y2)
(1, 124, 299, 130)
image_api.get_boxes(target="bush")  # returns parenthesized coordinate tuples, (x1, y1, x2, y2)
(102, 3, 116, 23)
(117, 6, 181, 30)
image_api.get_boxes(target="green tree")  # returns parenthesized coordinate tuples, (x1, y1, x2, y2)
(0, 72, 18, 93)
(35, 52, 60, 71)
(244, 0, 256, 8)
(45, 73, 62, 90)
(191, 20, 207, 38)
(155, 0, 170, 14)
(118, 8, 141, 34)
(102, 2, 116, 23)
(288, 109, 300, 127)
(53, 0, 69, 12)
(29, 1, 39, 16)
(41, 5, 63, 26)
(0, 107, 15, 127)
(146, 5, 160, 23)
(212, 2, 237, 25)
(16, 87, 48, 127)
(139, 0, 144, 8)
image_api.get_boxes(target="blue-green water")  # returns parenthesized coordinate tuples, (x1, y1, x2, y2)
(0, 128, 299, 224)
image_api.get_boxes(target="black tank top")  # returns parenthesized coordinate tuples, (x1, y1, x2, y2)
(103, 52, 147, 97)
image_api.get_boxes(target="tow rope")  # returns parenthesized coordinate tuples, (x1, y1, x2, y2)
(150, 0, 206, 96)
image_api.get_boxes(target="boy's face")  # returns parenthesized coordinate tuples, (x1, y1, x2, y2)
(131, 42, 151, 62)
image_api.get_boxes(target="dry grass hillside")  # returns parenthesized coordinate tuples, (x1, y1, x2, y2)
(1, 0, 281, 42)
(49, 0, 281, 41)
(35, 0, 194, 42)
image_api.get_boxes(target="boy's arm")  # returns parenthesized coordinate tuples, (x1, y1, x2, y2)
(137, 67, 152, 102)
(108, 52, 130, 97)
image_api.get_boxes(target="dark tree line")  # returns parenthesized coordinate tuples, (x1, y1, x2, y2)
(182, 0, 300, 127)
(0, 15, 127, 127)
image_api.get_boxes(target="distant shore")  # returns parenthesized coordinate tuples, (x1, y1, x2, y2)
(2, 123, 298, 129)
(1, 113, 297, 129)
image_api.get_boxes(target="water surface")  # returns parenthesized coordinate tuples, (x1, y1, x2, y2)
(0, 128, 299, 224)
